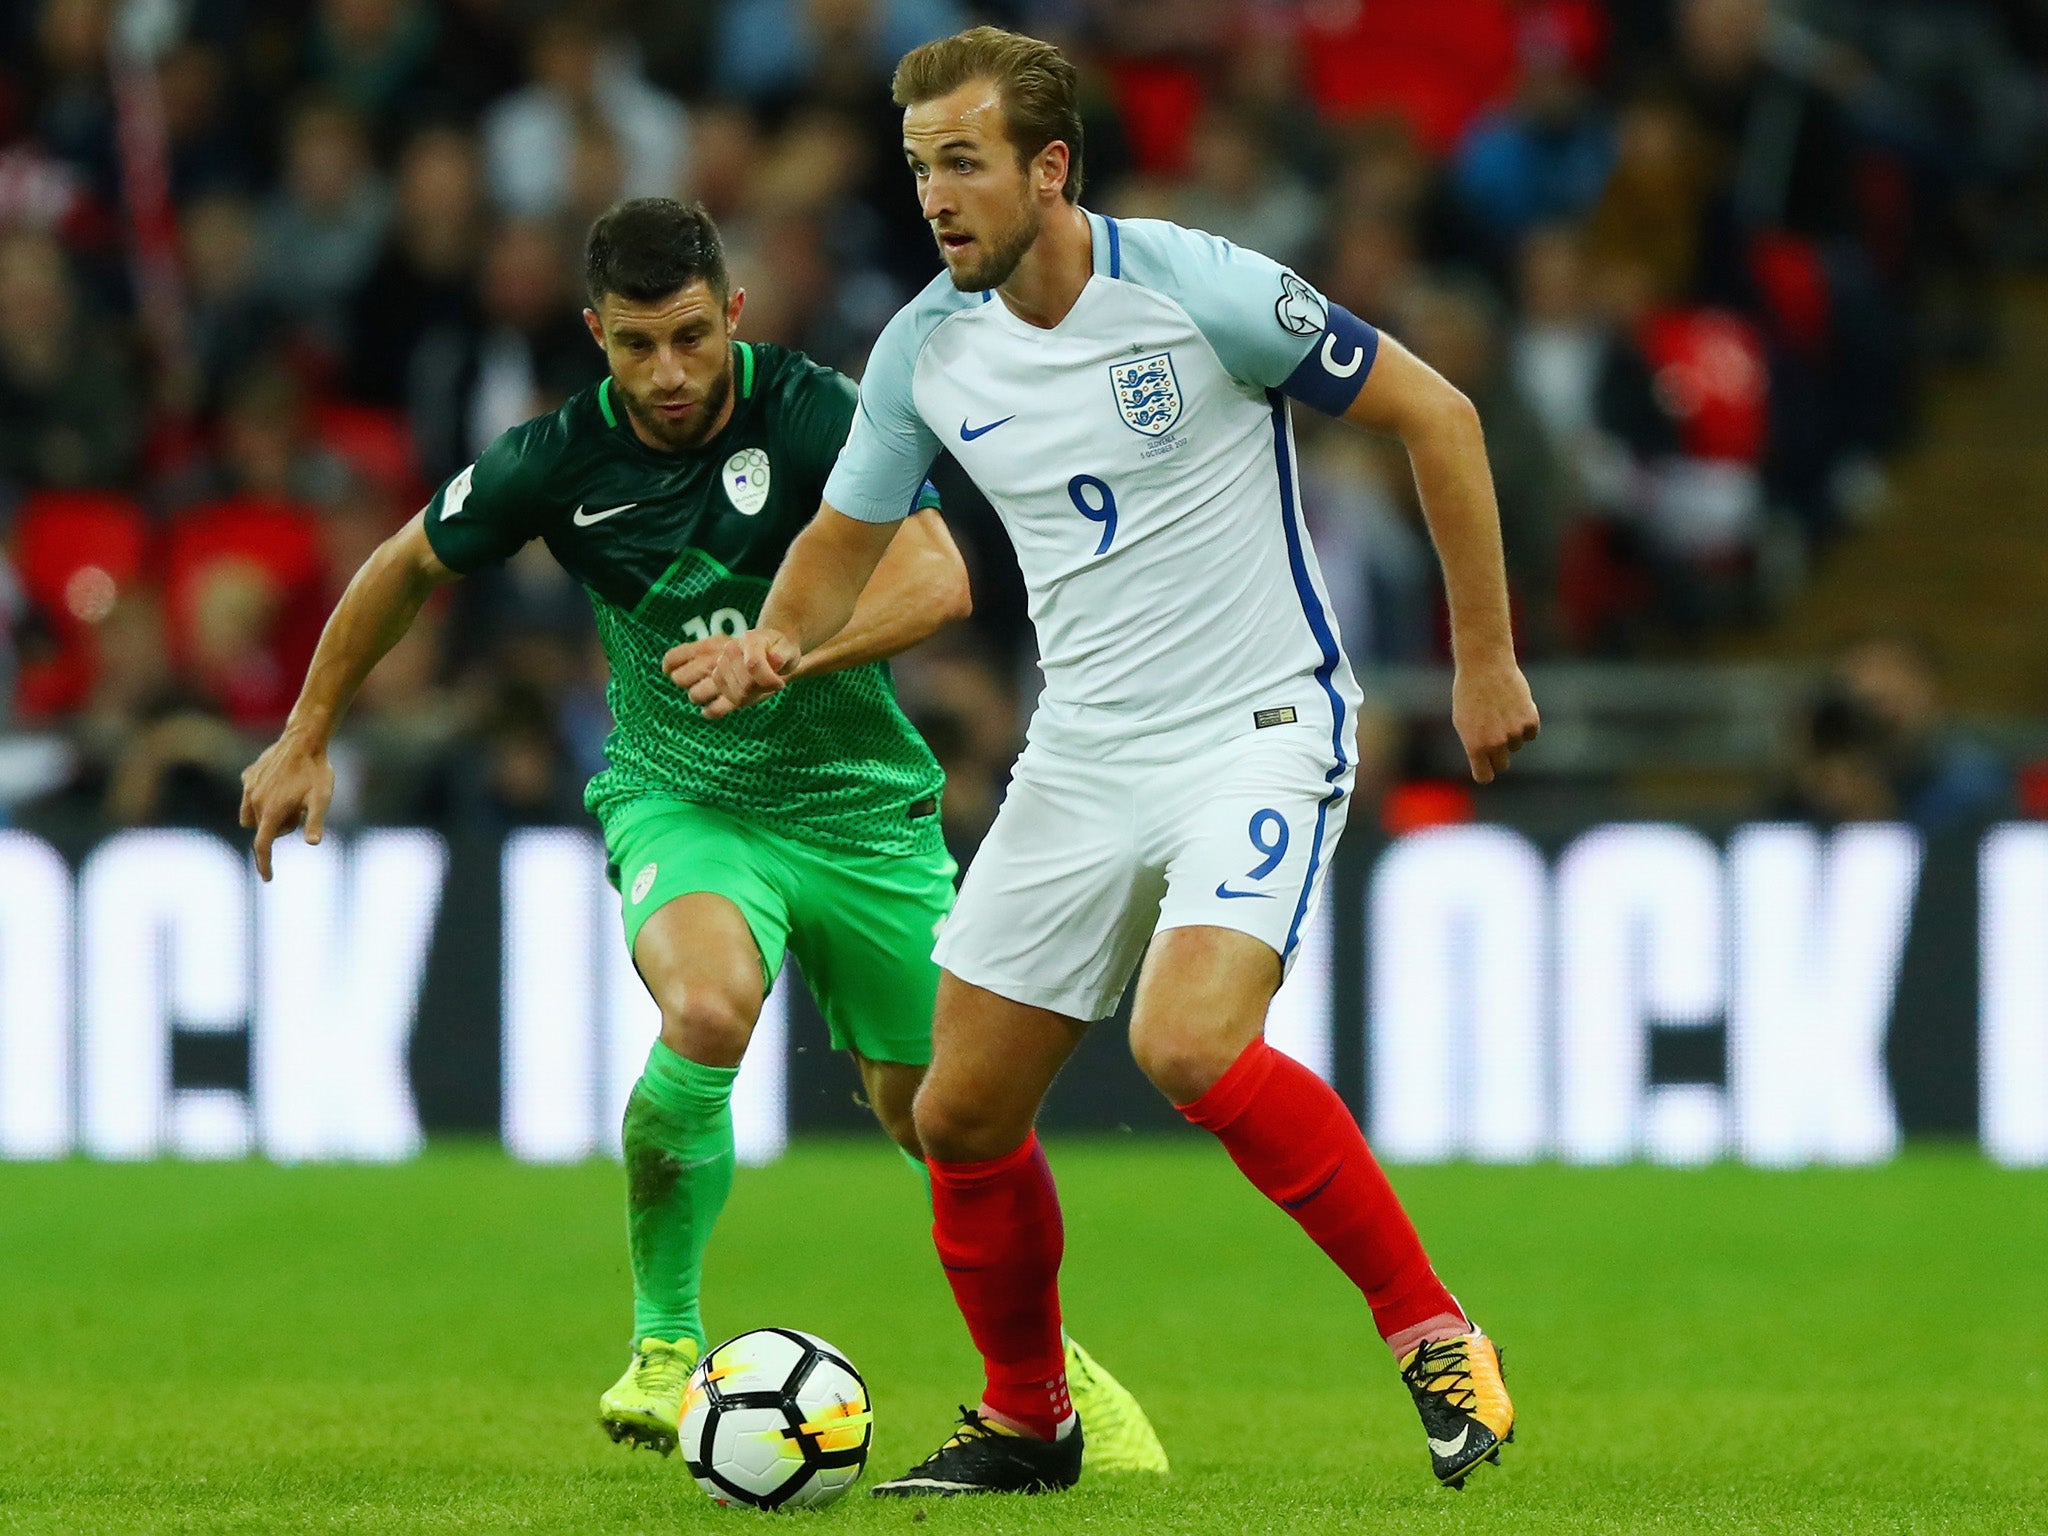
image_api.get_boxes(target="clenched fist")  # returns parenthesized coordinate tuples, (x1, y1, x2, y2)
(670, 626, 802, 718)
(1453, 657, 1540, 784)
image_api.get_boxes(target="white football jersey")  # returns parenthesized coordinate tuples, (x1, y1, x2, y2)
(825, 212, 1380, 768)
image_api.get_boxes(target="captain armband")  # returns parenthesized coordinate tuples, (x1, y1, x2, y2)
(1280, 303, 1381, 417)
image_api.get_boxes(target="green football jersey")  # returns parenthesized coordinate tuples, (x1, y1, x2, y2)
(422, 341, 945, 856)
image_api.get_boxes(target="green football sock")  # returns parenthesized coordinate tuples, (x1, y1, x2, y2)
(622, 1041, 739, 1351)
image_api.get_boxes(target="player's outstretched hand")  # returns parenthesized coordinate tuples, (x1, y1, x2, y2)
(1453, 656, 1540, 784)
(686, 627, 802, 718)
(239, 732, 335, 882)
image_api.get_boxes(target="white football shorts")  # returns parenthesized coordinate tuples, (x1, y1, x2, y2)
(932, 723, 1354, 1021)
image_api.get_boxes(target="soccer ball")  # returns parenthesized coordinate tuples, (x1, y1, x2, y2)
(681, 1328, 872, 1510)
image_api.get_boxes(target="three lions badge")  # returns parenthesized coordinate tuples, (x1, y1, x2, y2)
(1109, 352, 1183, 438)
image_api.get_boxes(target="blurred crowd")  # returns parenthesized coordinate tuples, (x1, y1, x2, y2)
(2, 0, 2046, 854)
(1776, 630, 2019, 831)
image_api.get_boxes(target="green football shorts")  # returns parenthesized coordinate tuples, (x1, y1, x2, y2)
(601, 796, 957, 1067)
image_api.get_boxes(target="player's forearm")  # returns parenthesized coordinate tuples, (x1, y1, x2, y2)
(1405, 396, 1517, 667)
(282, 519, 452, 749)
(793, 512, 972, 678)
(757, 505, 902, 659)
(1343, 338, 1517, 668)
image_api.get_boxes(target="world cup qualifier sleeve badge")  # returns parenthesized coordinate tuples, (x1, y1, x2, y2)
(1109, 352, 1184, 438)
(1274, 272, 1329, 338)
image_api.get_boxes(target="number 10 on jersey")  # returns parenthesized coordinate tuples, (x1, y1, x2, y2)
(681, 608, 748, 643)
(1067, 475, 1118, 556)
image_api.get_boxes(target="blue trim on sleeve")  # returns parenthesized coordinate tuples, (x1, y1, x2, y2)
(1268, 391, 1349, 961)
(1106, 216, 1121, 280)
(1281, 303, 1380, 417)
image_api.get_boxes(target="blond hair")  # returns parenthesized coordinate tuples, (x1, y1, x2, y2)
(892, 27, 1085, 203)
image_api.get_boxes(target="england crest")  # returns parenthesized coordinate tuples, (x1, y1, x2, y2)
(722, 448, 771, 516)
(1109, 352, 1183, 438)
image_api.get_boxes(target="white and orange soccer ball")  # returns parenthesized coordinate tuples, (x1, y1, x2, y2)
(680, 1329, 872, 1510)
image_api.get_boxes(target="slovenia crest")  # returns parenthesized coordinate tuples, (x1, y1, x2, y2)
(1109, 352, 1183, 438)
(722, 448, 771, 515)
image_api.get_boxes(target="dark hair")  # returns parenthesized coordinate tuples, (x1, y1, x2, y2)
(583, 198, 728, 308)
(892, 27, 1085, 203)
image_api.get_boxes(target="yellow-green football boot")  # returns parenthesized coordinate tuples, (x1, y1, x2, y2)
(599, 1336, 701, 1455)
(1066, 1335, 1169, 1475)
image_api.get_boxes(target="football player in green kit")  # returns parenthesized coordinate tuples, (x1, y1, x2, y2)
(239, 198, 1165, 1472)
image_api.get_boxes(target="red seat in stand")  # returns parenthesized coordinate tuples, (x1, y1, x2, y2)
(160, 493, 326, 725)
(11, 489, 149, 623)
(9, 490, 150, 717)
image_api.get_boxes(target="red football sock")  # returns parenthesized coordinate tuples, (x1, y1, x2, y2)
(929, 1135, 1072, 1439)
(1179, 1038, 1463, 1343)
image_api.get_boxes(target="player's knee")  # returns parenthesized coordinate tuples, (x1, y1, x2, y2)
(657, 986, 758, 1068)
(872, 1098, 922, 1159)
(911, 1081, 1017, 1164)
(1130, 1018, 1238, 1107)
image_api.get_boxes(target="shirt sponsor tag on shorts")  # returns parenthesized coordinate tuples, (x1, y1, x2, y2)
(1254, 707, 1298, 729)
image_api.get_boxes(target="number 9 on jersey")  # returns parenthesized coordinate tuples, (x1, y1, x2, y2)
(1067, 474, 1118, 556)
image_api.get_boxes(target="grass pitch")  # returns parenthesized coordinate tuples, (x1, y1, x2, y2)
(1, 1140, 2042, 1534)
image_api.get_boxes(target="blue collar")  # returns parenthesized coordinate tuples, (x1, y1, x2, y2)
(1085, 208, 1123, 280)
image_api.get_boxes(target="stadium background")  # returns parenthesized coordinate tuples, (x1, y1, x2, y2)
(5, 4, 2048, 1531)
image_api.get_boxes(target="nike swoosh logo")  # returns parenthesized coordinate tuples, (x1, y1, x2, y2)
(959, 416, 1015, 441)
(1214, 882, 1277, 900)
(573, 502, 636, 526)
(1280, 1159, 1345, 1211)
(1428, 1427, 1471, 1458)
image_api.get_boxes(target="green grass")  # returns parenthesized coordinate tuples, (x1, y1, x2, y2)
(1, 1141, 2043, 1533)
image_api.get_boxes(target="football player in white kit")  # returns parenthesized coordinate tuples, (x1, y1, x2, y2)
(682, 27, 1540, 1499)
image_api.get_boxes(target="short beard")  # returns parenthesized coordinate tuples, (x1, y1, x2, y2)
(618, 361, 733, 452)
(943, 204, 1043, 292)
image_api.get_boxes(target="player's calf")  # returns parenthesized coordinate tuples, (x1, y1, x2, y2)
(854, 1054, 924, 1158)
(1173, 1031, 1515, 1488)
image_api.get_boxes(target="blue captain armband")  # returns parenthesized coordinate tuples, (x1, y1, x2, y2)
(1280, 301, 1381, 417)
